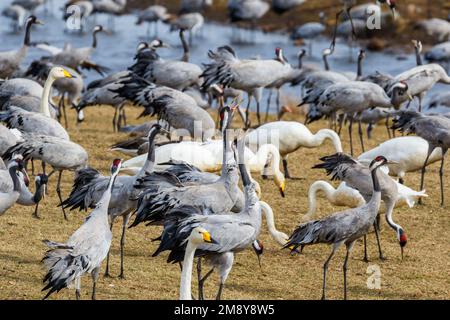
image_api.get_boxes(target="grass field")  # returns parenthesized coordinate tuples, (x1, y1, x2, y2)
(1, 104, 449, 300)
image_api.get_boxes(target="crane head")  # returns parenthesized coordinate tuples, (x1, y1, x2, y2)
(111, 159, 122, 174)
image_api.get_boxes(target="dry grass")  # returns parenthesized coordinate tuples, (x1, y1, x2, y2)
(1, 104, 450, 300)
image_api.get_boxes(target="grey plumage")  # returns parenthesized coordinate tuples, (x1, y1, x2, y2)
(392, 110, 450, 206)
(285, 156, 387, 300)
(41, 159, 121, 300)
(110, 73, 215, 140)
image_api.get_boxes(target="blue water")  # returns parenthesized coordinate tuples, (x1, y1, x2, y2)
(0, 0, 448, 113)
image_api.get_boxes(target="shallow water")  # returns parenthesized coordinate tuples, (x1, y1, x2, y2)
(0, 1, 448, 114)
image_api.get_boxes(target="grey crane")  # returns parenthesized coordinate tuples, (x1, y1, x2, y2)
(0, 156, 47, 218)
(290, 12, 326, 56)
(389, 63, 450, 112)
(264, 48, 299, 121)
(313, 153, 406, 262)
(412, 40, 423, 66)
(12, 0, 44, 11)
(315, 80, 392, 155)
(64, 1, 95, 33)
(41, 159, 122, 300)
(271, 0, 305, 15)
(228, 0, 269, 43)
(392, 111, 450, 206)
(201, 45, 292, 127)
(2, 4, 28, 32)
(39, 25, 109, 76)
(285, 156, 389, 300)
(3, 133, 88, 220)
(92, 0, 127, 31)
(0, 156, 24, 215)
(425, 92, 450, 111)
(60, 124, 166, 278)
(414, 18, 450, 43)
(129, 114, 241, 227)
(135, 5, 170, 38)
(425, 41, 450, 66)
(76, 71, 130, 131)
(111, 73, 216, 141)
(152, 148, 262, 300)
(0, 15, 43, 79)
(128, 47, 202, 91)
(0, 67, 74, 141)
(330, 0, 396, 51)
(179, 0, 212, 14)
(168, 12, 204, 46)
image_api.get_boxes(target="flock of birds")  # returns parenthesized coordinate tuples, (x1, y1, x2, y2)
(1, 0, 450, 300)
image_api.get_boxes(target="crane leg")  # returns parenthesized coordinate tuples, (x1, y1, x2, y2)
(245, 95, 252, 129)
(283, 159, 291, 179)
(256, 100, 261, 126)
(91, 267, 100, 300)
(276, 90, 281, 120)
(197, 260, 214, 300)
(330, 10, 344, 51)
(348, 117, 354, 156)
(385, 115, 392, 139)
(118, 214, 131, 279)
(265, 90, 272, 123)
(321, 243, 339, 300)
(363, 235, 369, 262)
(367, 123, 373, 139)
(75, 278, 81, 300)
(216, 283, 224, 300)
(373, 221, 386, 261)
(112, 106, 118, 132)
(104, 219, 114, 278)
(56, 171, 68, 220)
(419, 146, 434, 205)
(358, 118, 365, 152)
(439, 149, 448, 207)
(32, 202, 40, 219)
(343, 242, 354, 300)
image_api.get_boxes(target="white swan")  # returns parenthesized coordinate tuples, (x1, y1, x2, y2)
(120, 140, 286, 194)
(259, 201, 289, 246)
(358, 136, 443, 181)
(179, 227, 214, 300)
(302, 179, 428, 221)
(0, 67, 74, 140)
(245, 121, 342, 178)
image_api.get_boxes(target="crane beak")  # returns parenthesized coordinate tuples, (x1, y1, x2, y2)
(35, 19, 44, 25)
(407, 94, 414, 101)
(387, 160, 399, 165)
(400, 246, 404, 261)
(390, 7, 398, 20)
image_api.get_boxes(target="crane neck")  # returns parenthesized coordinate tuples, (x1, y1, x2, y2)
(92, 30, 100, 49)
(9, 166, 21, 192)
(138, 129, 159, 177)
(415, 47, 423, 66)
(179, 30, 189, 62)
(179, 240, 197, 300)
(323, 54, 330, 71)
(23, 20, 33, 47)
(357, 55, 364, 79)
(32, 180, 46, 204)
(40, 74, 56, 117)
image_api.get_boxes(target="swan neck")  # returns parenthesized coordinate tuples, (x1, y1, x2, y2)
(179, 241, 196, 300)
(40, 75, 56, 117)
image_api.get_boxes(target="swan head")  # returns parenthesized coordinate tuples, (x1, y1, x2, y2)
(49, 66, 76, 80)
(189, 227, 217, 246)
(274, 171, 286, 197)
